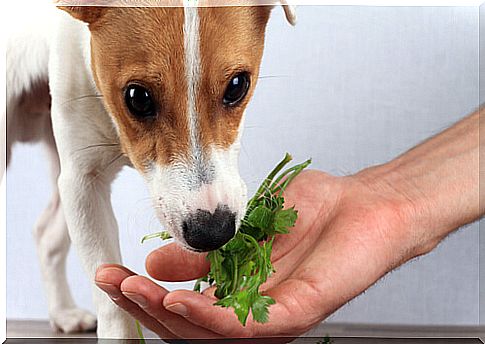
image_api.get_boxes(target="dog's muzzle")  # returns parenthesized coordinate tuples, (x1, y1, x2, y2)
(182, 204, 236, 251)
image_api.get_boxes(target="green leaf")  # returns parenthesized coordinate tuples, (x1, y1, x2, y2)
(215, 290, 252, 326)
(247, 205, 274, 230)
(274, 207, 298, 234)
(251, 295, 276, 323)
(316, 336, 334, 344)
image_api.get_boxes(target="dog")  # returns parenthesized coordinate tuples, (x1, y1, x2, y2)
(6, 0, 296, 339)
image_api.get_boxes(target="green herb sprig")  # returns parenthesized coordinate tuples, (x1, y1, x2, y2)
(142, 153, 311, 326)
(135, 320, 145, 343)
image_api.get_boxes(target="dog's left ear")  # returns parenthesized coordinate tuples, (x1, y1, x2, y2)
(56, 2, 106, 24)
(281, 1, 297, 25)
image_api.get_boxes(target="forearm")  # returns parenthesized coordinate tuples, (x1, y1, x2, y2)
(358, 109, 481, 255)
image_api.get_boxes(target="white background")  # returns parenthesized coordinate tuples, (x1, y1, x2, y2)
(4, 2, 481, 331)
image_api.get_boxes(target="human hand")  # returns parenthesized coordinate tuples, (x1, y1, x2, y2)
(95, 169, 431, 339)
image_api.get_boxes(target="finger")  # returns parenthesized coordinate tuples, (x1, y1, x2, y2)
(121, 275, 222, 339)
(146, 242, 210, 281)
(163, 283, 320, 338)
(162, 290, 252, 337)
(95, 265, 177, 339)
(95, 263, 136, 283)
(95, 264, 136, 299)
(201, 285, 217, 298)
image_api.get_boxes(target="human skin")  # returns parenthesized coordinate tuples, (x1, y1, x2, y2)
(95, 109, 482, 339)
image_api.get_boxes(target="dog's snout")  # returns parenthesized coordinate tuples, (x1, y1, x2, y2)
(182, 205, 236, 251)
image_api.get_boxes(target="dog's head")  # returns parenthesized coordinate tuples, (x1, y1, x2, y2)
(60, 4, 295, 251)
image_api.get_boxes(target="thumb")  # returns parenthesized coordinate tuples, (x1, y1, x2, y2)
(146, 242, 210, 281)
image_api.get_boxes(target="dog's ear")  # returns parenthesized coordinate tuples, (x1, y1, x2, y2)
(56, 2, 106, 24)
(255, 1, 297, 26)
(281, 1, 297, 25)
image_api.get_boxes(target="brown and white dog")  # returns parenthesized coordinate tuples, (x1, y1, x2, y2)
(6, 0, 295, 339)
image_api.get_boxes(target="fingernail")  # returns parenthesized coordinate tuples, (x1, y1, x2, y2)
(165, 303, 188, 317)
(123, 292, 148, 308)
(95, 282, 121, 298)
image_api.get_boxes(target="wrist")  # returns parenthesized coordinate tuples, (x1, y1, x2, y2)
(350, 162, 442, 261)
(353, 112, 481, 261)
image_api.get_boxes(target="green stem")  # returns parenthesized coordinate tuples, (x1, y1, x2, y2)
(247, 153, 293, 209)
(275, 159, 312, 196)
(212, 251, 222, 283)
(135, 320, 145, 343)
(270, 159, 311, 194)
(231, 255, 239, 294)
(141, 231, 172, 243)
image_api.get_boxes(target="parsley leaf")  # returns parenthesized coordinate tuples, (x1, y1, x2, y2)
(197, 153, 311, 325)
(274, 207, 298, 234)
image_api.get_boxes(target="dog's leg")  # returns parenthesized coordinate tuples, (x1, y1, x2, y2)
(50, 100, 137, 339)
(49, 14, 137, 337)
(33, 130, 97, 333)
(6, 82, 97, 332)
(56, 163, 137, 340)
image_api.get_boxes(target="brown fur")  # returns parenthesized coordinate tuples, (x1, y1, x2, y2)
(89, 7, 189, 169)
(58, 6, 107, 24)
(197, 6, 270, 149)
(62, 6, 272, 171)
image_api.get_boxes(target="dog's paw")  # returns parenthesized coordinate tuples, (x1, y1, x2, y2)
(49, 308, 97, 333)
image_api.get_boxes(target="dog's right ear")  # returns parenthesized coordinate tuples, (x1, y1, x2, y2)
(56, 3, 106, 24)
(280, 1, 297, 26)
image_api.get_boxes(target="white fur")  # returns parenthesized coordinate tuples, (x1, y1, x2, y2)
(48, 9, 136, 340)
(6, 1, 100, 335)
(7, 2, 135, 338)
(143, 140, 247, 251)
(183, 6, 202, 166)
(6, 0, 53, 102)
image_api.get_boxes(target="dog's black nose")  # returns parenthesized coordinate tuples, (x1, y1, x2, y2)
(183, 205, 236, 251)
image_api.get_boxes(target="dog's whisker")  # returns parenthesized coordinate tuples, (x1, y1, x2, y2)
(147, 214, 162, 232)
(240, 142, 252, 169)
(86, 153, 126, 188)
(257, 75, 290, 80)
(102, 152, 126, 172)
(75, 143, 120, 152)
(133, 196, 155, 207)
(60, 94, 104, 106)
(125, 205, 158, 239)
(131, 203, 158, 215)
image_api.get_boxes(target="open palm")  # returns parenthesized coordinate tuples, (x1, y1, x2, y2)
(95, 170, 417, 339)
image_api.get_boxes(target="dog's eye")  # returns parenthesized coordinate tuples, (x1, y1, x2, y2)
(223, 72, 250, 107)
(125, 84, 156, 119)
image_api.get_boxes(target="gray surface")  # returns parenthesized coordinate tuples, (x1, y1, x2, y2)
(6, 319, 485, 342)
(6, 6, 480, 325)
